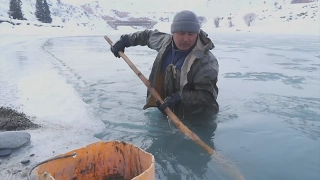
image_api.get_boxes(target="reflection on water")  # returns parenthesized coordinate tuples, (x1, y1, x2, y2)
(145, 113, 219, 180)
(41, 33, 320, 180)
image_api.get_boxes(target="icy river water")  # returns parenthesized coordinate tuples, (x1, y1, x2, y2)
(1, 32, 319, 180)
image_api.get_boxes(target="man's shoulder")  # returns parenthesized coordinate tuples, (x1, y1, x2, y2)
(193, 51, 219, 72)
(207, 51, 218, 61)
(197, 50, 218, 63)
(149, 29, 172, 46)
(150, 29, 171, 38)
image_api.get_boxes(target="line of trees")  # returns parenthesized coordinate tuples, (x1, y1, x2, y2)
(7, 0, 52, 23)
(213, 13, 257, 28)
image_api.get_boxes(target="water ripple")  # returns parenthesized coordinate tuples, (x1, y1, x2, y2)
(246, 94, 320, 140)
(223, 72, 306, 89)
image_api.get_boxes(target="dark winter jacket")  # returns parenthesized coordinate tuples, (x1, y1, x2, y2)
(121, 29, 219, 117)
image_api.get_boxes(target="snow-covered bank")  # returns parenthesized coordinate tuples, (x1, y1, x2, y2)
(0, 17, 319, 48)
(0, 23, 101, 47)
(157, 21, 320, 36)
(0, 0, 319, 47)
(0, 37, 107, 179)
(0, 22, 157, 47)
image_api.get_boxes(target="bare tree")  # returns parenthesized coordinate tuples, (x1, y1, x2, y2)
(227, 17, 233, 27)
(243, 13, 257, 27)
(198, 16, 207, 26)
(214, 16, 220, 28)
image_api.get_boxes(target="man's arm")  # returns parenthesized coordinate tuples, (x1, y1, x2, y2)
(121, 29, 169, 52)
(124, 29, 153, 46)
(181, 56, 219, 110)
(181, 79, 218, 109)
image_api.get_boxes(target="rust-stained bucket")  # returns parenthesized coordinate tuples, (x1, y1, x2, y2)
(31, 141, 155, 180)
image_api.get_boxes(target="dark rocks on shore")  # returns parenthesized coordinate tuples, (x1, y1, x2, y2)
(0, 107, 40, 131)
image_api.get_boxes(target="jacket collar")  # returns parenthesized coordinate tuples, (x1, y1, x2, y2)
(169, 29, 215, 58)
(193, 29, 215, 57)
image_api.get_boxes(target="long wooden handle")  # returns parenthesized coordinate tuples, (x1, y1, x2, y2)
(104, 35, 215, 155)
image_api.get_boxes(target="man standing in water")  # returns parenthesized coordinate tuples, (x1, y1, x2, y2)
(111, 10, 219, 118)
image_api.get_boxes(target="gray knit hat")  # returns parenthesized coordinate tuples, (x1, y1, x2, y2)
(171, 10, 200, 34)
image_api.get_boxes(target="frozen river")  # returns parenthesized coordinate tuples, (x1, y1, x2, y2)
(0, 32, 319, 180)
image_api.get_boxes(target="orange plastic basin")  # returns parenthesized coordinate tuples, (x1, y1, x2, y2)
(33, 141, 155, 180)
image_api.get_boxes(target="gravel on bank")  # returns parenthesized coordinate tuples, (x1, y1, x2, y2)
(0, 107, 40, 131)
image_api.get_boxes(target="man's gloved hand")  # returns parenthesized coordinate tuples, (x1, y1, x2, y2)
(156, 100, 166, 115)
(110, 35, 130, 58)
(156, 92, 182, 115)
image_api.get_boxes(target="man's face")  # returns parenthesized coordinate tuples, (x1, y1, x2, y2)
(173, 32, 198, 51)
